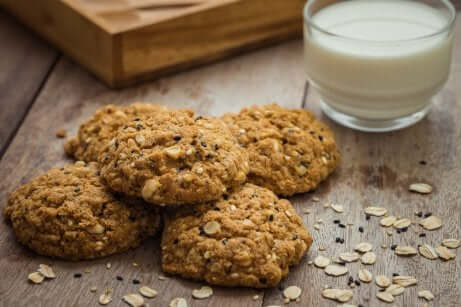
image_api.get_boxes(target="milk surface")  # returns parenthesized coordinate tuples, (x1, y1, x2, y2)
(304, 0, 454, 120)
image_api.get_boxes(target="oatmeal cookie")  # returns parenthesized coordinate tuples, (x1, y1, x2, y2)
(4, 161, 161, 260)
(222, 104, 340, 196)
(99, 111, 249, 206)
(161, 183, 312, 288)
(65, 103, 172, 162)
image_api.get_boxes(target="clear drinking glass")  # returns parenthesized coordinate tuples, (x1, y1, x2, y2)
(303, 0, 456, 132)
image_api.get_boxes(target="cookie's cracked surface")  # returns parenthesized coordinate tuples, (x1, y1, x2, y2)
(222, 104, 340, 196)
(99, 111, 249, 206)
(4, 162, 161, 260)
(161, 183, 312, 288)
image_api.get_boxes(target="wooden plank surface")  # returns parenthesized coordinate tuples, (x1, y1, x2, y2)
(1, 10, 461, 307)
(0, 10, 58, 157)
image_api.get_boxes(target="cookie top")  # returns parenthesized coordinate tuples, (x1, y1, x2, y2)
(161, 183, 312, 288)
(99, 111, 249, 206)
(222, 104, 340, 196)
(65, 103, 170, 162)
(4, 162, 161, 260)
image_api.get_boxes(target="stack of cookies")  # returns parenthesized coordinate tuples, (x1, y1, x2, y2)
(4, 103, 340, 288)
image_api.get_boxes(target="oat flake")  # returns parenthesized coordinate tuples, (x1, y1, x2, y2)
(392, 276, 418, 287)
(203, 221, 221, 235)
(418, 244, 438, 260)
(358, 269, 373, 283)
(325, 265, 348, 276)
(395, 246, 417, 256)
(364, 207, 388, 216)
(418, 290, 435, 301)
(354, 242, 373, 253)
(409, 183, 433, 194)
(376, 291, 394, 303)
(361, 252, 376, 265)
(38, 264, 56, 279)
(375, 275, 391, 288)
(192, 286, 213, 299)
(99, 289, 113, 305)
(283, 286, 302, 300)
(386, 284, 405, 296)
(435, 246, 456, 260)
(169, 297, 188, 307)
(139, 286, 157, 298)
(380, 216, 397, 227)
(393, 218, 411, 229)
(419, 216, 443, 230)
(321, 289, 353, 303)
(28, 272, 44, 284)
(331, 204, 344, 213)
(339, 252, 360, 263)
(123, 294, 144, 307)
(442, 238, 460, 249)
(314, 255, 330, 268)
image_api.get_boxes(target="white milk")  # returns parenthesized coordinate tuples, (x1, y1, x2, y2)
(304, 0, 454, 120)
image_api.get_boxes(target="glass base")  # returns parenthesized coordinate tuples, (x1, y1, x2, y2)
(321, 101, 432, 132)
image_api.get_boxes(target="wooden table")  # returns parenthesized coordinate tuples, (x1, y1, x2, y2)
(0, 6, 460, 307)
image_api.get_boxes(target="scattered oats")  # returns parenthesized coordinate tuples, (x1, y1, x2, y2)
(339, 252, 360, 263)
(90, 286, 98, 293)
(321, 289, 353, 303)
(319, 246, 326, 251)
(123, 294, 144, 307)
(442, 239, 460, 249)
(323, 202, 330, 208)
(303, 209, 311, 215)
(354, 242, 373, 253)
(314, 224, 321, 230)
(106, 262, 111, 269)
(38, 264, 55, 279)
(418, 244, 438, 260)
(252, 295, 259, 300)
(158, 275, 167, 281)
(420, 216, 443, 230)
(386, 230, 393, 236)
(364, 207, 388, 217)
(435, 246, 456, 260)
(331, 204, 344, 213)
(392, 276, 418, 287)
(361, 252, 376, 265)
(358, 269, 373, 283)
(380, 216, 397, 227)
(312, 197, 320, 202)
(409, 183, 433, 194)
(203, 221, 221, 235)
(386, 284, 405, 296)
(139, 286, 157, 298)
(393, 218, 412, 229)
(375, 275, 391, 288)
(99, 289, 113, 305)
(192, 286, 213, 299)
(325, 265, 348, 276)
(395, 246, 417, 256)
(283, 286, 302, 300)
(285, 210, 292, 217)
(418, 290, 435, 301)
(376, 291, 394, 303)
(314, 255, 331, 268)
(28, 272, 44, 284)
(169, 297, 188, 307)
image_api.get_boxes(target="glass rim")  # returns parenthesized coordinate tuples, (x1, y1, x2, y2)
(303, 0, 457, 43)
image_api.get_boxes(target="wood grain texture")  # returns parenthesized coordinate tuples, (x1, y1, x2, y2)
(0, 42, 306, 307)
(0, 10, 58, 157)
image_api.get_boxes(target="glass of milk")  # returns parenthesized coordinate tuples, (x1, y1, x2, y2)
(303, 0, 456, 132)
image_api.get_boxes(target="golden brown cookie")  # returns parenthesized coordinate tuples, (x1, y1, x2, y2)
(4, 161, 161, 260)
(161, 183, 312, 288)
(99, 111, 249, 206)
(65, 103, 170, 162)
(222, 104, 340, 196)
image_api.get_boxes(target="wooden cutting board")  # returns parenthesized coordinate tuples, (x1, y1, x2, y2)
(0, 0, 305, 88)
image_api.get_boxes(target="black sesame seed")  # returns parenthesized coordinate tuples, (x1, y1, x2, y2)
(173, 135, 182, 141)
(132, 279, 140, 285)
(269, 215, 274, 222)
(401, 227, 408, 232)
(134, 118, 141, 121)
(74, 187, 81, 193)
(348, 276, 354, 283)
(354, 280, 360, 286)
(419, 160, 427, 165)
(259, 277, 267, 284)
(424, 212, 432, 218)
(365, 214, 371, 220)
(338, 223, 346, 228)
(333, 219, 340, 224)
(358, 226, 364, 233)
(336, 237, 341, 243)
(379, 288, 386, 292)
(201, 141, 207, 147)
(391, 244, 397, 250)
(397, 229, 401, 234)
(318, 135, 324, 141)
(292, 235, 298, 240)
(419, 233, 426, 237)
(195, 116, 203, 121)
(116, 276, 123, 281)
(359, 305, 364, 307)
(74, 273, 82, 278)
(392, 273, 400, 277)
(416, 211, 423, 217)
(340, 238, 345, 244)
